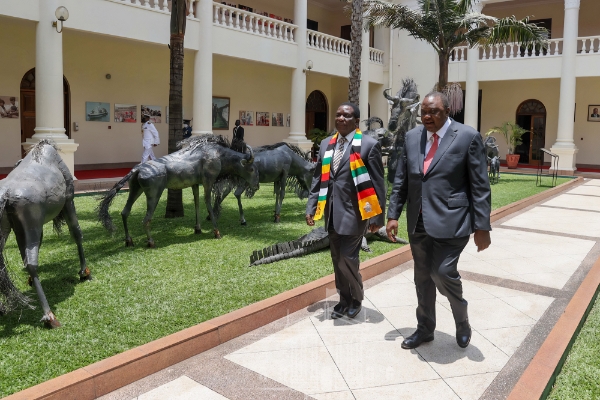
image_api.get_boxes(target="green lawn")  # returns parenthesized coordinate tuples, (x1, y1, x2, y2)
(0, 173, 570, 396)
(548, 293, 600, 400)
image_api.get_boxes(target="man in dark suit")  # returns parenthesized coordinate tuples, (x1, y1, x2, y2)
(306, 102, 386, 319)
(386, 92, 491, 349)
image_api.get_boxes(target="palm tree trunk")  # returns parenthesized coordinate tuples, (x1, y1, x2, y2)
(437, 52, 449, 91)
(165, 0, 187, 219)
(348, 0, 363, 104)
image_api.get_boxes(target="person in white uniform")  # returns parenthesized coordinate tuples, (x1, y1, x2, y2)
(141, 114, 160, 163)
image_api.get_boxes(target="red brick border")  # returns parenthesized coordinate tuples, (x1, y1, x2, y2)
(508, 258, 600, 400)
(5, 176, 583, 400)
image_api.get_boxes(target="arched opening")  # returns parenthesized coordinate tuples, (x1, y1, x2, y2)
(20, 68, 71, 155)
(305, 90, 328, 136)
(515, 99, 546, 164)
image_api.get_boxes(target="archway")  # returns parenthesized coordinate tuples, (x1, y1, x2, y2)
(20, 68, 71, 155)
(305, 90, 328, 136)
(515, 99, 546, 164)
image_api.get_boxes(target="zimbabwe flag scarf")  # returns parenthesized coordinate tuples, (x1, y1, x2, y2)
(314, 130, 382, 221)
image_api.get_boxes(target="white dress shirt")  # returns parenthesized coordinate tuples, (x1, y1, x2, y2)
(142, 121, 160, 149)
(336, 130, 355, 157)
(425, 118, 451, 157)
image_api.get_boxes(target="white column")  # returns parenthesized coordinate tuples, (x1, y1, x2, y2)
(192, 0, 213, 135)
(25, 0, 78, 176)
(359, 29, 370, 130)
(464, 1, 484, 130)
(550, 0, 580, 173)
(285, 0, 311, 150)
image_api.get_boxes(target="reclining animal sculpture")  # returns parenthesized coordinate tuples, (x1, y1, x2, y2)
(249, 226, 408, 267)
(0, 140, 91, 328)
(98, 134, 259, 246)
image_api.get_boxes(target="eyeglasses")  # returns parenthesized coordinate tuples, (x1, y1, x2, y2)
(335, 113, 355, 119)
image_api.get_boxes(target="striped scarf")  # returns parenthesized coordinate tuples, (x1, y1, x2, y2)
(314, 130, 382, 221)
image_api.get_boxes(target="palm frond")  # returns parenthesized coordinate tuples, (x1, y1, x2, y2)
(485, 16, 550, 48)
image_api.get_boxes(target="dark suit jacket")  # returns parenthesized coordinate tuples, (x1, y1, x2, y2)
(307, 133, 386, 236)
(387, 120, 491, 239)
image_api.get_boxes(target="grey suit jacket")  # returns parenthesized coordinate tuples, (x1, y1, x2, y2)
(387, 120, 492, 239)
(306, 133, 386, 236)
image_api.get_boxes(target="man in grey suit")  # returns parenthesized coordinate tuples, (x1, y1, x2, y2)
(386, 92, 491, 349)
(306, 102, 386, 319)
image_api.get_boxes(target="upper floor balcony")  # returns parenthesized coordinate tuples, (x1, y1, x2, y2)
(1, 0, 387, 84)
(448, 36, 600, 82)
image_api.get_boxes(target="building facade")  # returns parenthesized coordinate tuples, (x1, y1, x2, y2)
(0, 0, 597, 175)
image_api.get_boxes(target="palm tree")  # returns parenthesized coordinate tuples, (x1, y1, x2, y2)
(348, 0, 364, 105)
(165, 0, 189, 219)
(363, 0, 549, 92)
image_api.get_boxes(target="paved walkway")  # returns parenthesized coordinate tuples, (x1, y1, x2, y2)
(99, 179, 600, 400)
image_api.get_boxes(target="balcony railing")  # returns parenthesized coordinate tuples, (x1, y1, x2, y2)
(213, 3, 296, 42)
(111, 0, 197, 18)
(370, 48, 385, 64)
(450, 36, 600, 63)
(307, 31, 350, 55)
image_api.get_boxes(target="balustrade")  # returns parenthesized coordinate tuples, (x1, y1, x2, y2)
(450, 38, 570, 63)
(307, 30, 351, 55)
(369, 48, 385, 64)
(578, 35, 600, 54)
(212, 3, 296, 42)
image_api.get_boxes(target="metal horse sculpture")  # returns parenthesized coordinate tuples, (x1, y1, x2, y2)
(484, 136, 501, 184)
(249, 226, 408, 267)
(214, 142, 315, 224)
(0, 140, 91, 328)
(363, 117, 393, 156)
(98, 135, 259, 246)
(384, 78, 421, 183)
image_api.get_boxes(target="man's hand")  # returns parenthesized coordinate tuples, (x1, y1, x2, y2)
(474, 230, 491, 252)
(368, 224, 381, 233)
(305, 214, 315, 226)
(153, 144, 158, 147)
(386, 219, 398, 242)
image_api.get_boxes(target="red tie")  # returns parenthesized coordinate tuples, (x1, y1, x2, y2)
(423, 133, 439, 174)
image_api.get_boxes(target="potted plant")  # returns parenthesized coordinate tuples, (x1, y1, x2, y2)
(486, 122, 528, 169)
(306, 128, 330, 161)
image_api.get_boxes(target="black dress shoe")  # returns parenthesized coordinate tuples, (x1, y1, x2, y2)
(456, 319, 472, 348)
(347, 300, 362, 319)
(401, 329, 434, 349)
(330, 303, 348, 319)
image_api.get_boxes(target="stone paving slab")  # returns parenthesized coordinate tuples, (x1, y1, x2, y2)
(91, 178, 600, 400)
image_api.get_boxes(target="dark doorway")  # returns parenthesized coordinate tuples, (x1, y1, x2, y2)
(515, 99, 546, 164)
(305, 90, 328, 135)
(20, 68, 71, 156)
(341, 25, 375, 47)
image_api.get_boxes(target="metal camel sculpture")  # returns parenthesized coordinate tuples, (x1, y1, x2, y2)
(0, 140, 91, 328)
(249, 226, 408, 267)
(98, 134, 259, 246)
(213, 142, 316, 224)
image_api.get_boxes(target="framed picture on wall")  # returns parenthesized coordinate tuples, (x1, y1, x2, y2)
(114, 104, 137, 123)
(212, 96, 230, 130)
(239, 110, 254, 126)
(0, 96, 19, 119)
(85, 102, 110, 122)
(256, 112, 270, 126)
(141, 105, 162, 123)
(286, 114, 290, 127)
(588, 105, 600, 122)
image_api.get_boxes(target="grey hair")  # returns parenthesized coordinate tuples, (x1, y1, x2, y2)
(423, 91, 450, 109)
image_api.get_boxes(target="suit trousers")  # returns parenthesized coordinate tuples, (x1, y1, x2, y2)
(328, 223, 364, 305)
(409, 215, 469, 334)
(141, 147, 157, 163)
